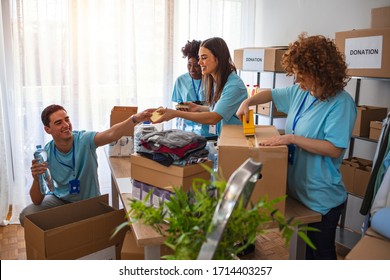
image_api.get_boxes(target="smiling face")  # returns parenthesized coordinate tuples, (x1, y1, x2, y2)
(187, 57, 202, 80)
(44, 109, 73, 141)
(198, 46, 218, 79)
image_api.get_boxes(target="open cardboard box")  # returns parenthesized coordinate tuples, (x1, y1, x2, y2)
(340, 157, 373, 197)
(352, 106, 387, 137)
(24, 194, 127, 260)
(218, 125, 287, 214)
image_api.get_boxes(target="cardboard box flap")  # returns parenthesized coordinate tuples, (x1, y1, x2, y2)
(25, 195, 112, 230)
(218, 125, 287, 214)
(219, 125, 283, 147)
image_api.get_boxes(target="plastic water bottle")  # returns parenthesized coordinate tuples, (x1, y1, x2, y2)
(134, 122, 157, 153)
(33, 145, 55, 194)
(206, 140, 218, 181)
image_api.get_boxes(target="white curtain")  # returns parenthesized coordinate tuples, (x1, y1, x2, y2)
(0, 0, 256, 225)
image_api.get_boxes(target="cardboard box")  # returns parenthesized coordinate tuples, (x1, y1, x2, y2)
(353, 106, 387, 137)
(121, 230, 145, 260)
(340, 159, 357, 193)
(110, 106, 138, 136)
(340, 157, 372, 197)
(24, 195, 127, 260)
(130, 154, 212, 192)
(346, 228, 390, 260)
(120, 229, 174, 260)
(371, 6, 390, 28)
(256, 102, 287, 117)
(335, 28, 390, 78)
(354, 166, 372, 197)
(234, 47, 287, 72)
(369, 120, 383, 141)
(218, 125, 287, 214)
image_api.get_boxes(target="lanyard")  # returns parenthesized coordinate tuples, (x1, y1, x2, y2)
(54, 142, 76, 175)
(191, 78, 202, 101)
(292, 92, 317, 134)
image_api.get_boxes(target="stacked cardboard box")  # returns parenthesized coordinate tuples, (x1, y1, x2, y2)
(340, 157, 372, 197)
(369, 121, 383, 141)
(371, 6, 390, 29)
(256, 101, 287, 117)
(234, 47, 287, 72)
(218, 125, 287, 214)
(352, 106, 387, 137)
(335, 27, 390, 78)
(335, 6, 390, 78)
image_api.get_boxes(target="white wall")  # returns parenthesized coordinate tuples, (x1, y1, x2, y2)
(250, 0, 390, 161)
(253, 0, 390, 46)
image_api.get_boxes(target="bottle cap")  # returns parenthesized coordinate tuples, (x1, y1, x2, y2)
(36, 145, 42, 149)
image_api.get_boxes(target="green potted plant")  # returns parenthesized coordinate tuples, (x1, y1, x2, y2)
(115, 164, 315, 260)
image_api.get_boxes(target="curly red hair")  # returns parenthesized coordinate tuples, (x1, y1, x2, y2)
(282, 33, 350, 100)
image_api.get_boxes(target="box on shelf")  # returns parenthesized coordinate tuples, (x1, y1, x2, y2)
(218, 125, 287, 214)
(340, 160, 357, 193)
(334, 28, 390, 78)
(234, 47, 287, 72)
(369, 121, 383, 141)
(256, 102, 287, 117)
(371, 6, 390, 29)
(354, 166, 372, 197)
(110, 106, 138, 136)
(340, 157, 372, 197)
(24, 194, 127, 260)
(353, 106, 387, 137)
(130, 154, 212, 192)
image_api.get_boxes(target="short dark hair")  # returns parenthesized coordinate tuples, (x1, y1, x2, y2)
(41, 104, 67, 127)
(182, 40, 201, 60)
